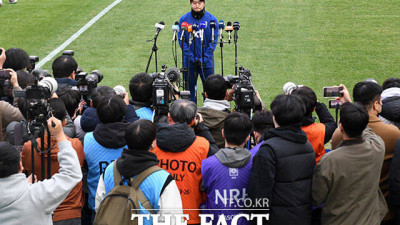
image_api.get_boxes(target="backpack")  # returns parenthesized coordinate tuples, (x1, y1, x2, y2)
(94, 160, 163, 225)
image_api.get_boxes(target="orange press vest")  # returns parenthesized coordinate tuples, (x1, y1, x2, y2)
(152, 136, 209, 224)
(302, 123, 326, 164)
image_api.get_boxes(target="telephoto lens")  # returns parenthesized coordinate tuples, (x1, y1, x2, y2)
(283, 82, 303, 94)
(38, 77, 58, 95)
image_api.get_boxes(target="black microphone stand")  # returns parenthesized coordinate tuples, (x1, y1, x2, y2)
(201, 31, 206, 84)
(181, 34, 188, 90)
(234, 29, 239, 75)
(219, 32, 225, 76)
(145, 31, 161, 73)
(191, 32, 198, 104)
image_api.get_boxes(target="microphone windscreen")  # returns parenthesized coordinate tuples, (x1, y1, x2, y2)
(200, 21, 207, 29)
(155, 22, 165, 30)
(210, 21, 216, 28)
(233, 21, 240, 30)
(219, 20, 225, 29)
(172, 25, 179, 31)
(181, 22, 188, 30)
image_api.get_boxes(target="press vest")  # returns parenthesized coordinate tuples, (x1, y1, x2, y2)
(84, 132, 125, 210)
(152, 136, 209, 224)
(302, 123, 326, 164)
(103, 162, 170, 225)
(135, 107, 153, 121)
(202, 155, 252, 225)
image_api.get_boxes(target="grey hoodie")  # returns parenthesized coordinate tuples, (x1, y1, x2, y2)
(0, 141, 82, 225)
(215, 147, 252, 168)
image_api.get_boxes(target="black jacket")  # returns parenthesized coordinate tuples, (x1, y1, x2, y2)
(156, 122, 217, 157)
(248, 125, 315, 225)
(381, 96, 400, 124)
(389, 139, 400, 208)
(81, 105, 139, 132)
(55, 78, 77, 95)
(301, 102, 337, 143)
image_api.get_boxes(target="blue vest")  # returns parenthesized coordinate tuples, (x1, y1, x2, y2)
(201, 155, 253, 225)
(249, 140, 264, 156)
(84, 132, 125, 210)
(135, 107, 154, 121)
(104, 162, 170, 225)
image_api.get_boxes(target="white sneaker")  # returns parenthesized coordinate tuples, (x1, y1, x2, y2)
(0, 0, 3, 7)
(9, 0, 17, 4)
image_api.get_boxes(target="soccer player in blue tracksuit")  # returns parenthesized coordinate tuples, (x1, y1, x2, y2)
(178, 0, 218, 103)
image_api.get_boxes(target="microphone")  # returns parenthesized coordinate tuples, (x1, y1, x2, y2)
(172, 21, 179, 42)
(188, 25, 193, 45)
(225, 21, 233, 43)
(180, 22, 188, 41)
(192, 23, 199, 38)
(154, 21, 165, 36)
(233, 21, 240, 30)
(219, 20, 225, 41)
(200, 21, 207, 45)
(210, 21, 216, 43)
(233, 21, 240, 43)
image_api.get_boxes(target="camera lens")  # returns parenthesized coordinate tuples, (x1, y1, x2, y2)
(39, 77, 58, 94)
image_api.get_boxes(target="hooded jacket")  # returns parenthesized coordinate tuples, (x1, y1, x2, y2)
(248, 125, 315, 225)
(21, 135, 84, 222)
(95, 149, 183, 225)
(80, 105, 139, 132)
(198, 99, 231, 148)
(202, 147, 253, 225)
(0, 141, 82, 225)
(152, 123, 210, 224)
(84, 122, 129, 210)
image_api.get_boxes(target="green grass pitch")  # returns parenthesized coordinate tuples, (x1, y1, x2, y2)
(1, 0, 399, 109)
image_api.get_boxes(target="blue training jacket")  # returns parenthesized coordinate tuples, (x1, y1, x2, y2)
(178, 11, 218, 69)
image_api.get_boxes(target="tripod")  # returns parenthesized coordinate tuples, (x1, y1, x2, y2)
(29, 121, 53, 183)
(145, 37, 159, 73)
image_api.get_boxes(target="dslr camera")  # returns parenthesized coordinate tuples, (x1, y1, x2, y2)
(75, 70, 103, 101)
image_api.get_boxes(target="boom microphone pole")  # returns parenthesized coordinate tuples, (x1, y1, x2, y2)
(219, 20, 225, 76)
(145, 21, 165, 73)
(233, 22, 240, 75)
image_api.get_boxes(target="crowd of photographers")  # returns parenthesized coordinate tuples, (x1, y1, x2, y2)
(0, 46, 400, 225)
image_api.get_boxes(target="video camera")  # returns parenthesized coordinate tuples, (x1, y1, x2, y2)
(224, 66, 255, 115)
(151, 65, 189, 115)
(15, 70, 58, 123)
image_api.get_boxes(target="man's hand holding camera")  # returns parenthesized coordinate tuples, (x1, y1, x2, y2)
(48, 117, 67, 142)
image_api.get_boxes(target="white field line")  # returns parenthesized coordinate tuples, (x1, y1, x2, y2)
(36, 0, 122, 68)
